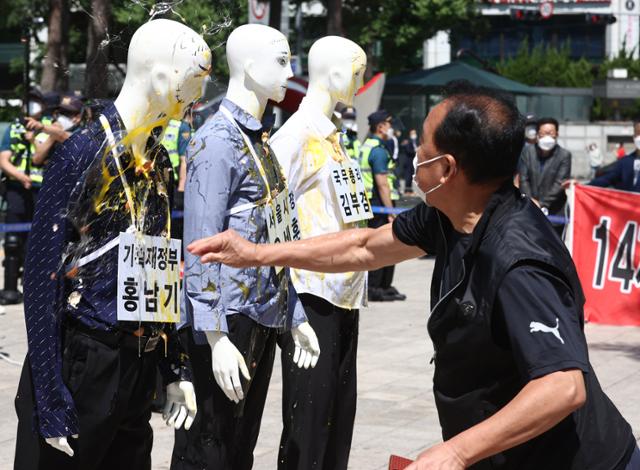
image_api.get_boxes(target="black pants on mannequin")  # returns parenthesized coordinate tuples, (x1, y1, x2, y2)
(171, 315, 277, 470)
(277, 293, 359, 470)
(14, 327, 159, 470)
(367, 212, 395, 290)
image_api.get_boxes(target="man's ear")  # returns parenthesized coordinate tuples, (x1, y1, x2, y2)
(443, 154, 458, 179)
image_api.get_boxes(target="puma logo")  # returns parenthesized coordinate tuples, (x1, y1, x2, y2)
(529, 318, 564, 345)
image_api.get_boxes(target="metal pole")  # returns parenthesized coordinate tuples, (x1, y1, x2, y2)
(21, 19, 30, 112)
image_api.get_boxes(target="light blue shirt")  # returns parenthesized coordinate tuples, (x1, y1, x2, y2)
(182, 98, 306, 338)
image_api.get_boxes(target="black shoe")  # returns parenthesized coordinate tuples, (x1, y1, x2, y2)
(0, 290, 23, 305)
(384, 286, 407, 301)
(368, 288, 395, 302)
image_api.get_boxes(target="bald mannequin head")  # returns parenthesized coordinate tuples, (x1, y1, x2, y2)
(226, 24, 293, 103)
(118, 19, 211, 123)
(307, 36, 366, 107)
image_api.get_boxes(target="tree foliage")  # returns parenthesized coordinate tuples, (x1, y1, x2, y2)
(496, 39, 594, 88)
(340, 0, 478, 74)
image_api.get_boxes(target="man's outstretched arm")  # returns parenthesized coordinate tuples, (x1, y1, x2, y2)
(188, 223, 425, 273)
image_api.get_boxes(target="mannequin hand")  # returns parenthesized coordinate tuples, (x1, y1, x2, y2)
(45, 435, 78, 457)
(291, 321, 320, 369)
(187, 229, 258, 268)
(163, 381, 197, 430)
(206, 331, 251, 403)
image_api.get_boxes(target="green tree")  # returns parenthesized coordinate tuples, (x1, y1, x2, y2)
(496, 39, 594, 88)
(341, 0, 478, 76)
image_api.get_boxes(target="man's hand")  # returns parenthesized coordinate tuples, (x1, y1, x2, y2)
(206, 331, 251, 403)
(291, 321, 320, 369)
(19, 173, 32, 189)
(25, 117, 44, 133)
(163, 381, 197, 430)
(406, 442, 467, 470)
(561, 179, 578, 189)
(45, 435, 78, 457)
(188, 229, 258, 267)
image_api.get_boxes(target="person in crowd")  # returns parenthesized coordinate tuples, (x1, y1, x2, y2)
(587, 142, 603, 180)
(0, 89, 59, 304)
(588, 120, 640, 193)
(400, 128, 419, 195)
(359, 110, 404, 301)
(188, 81, 639, 470)
(340, 105, 361, 161)
(519, 117, 571, 225)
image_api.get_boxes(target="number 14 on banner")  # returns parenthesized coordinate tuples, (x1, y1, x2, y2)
(592, 217, 640, 293)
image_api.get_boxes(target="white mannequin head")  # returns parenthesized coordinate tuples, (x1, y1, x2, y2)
(225, 24, 293, 119)
(114, 19, 211, 137)
(305, 36, 366, 118)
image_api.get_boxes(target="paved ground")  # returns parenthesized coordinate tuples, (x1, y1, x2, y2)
(0, 257, 639, 469)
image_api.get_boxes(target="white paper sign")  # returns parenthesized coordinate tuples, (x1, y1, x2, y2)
(265, 189, 301, 245)
(117, 232, 181, 323)
(329, 159, 374, 223)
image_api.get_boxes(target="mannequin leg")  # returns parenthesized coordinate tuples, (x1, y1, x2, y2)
(277, 294, 359, 470)
(171, 318, 276, 470)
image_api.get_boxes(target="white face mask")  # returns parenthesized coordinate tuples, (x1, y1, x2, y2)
(28, 101, 42, 116)
(634, 136, 640, 150)
(343, 119, 357, 132)
(386, 127, 395, 138)
(525, 126, 537, 140)
(409, 133, 418, 141)
(413, 153, 447, 203)
(56, 115, 75, 131)
(537, 135, 556, 152)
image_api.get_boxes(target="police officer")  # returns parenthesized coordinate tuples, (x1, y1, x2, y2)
(359, 110, 405, 301)
(340, 106, 360, 160)
(0, 89, 55, 304)
(160, 117, 192, 241)
(189, 81, 640, 470)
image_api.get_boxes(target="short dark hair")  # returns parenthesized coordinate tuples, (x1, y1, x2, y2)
(536, 117, 559, 133)
(433, 80, 525, 184)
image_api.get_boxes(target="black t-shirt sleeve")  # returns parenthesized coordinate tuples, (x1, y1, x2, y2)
(392, 203, 440, 254)
(493, 264, 590, 382)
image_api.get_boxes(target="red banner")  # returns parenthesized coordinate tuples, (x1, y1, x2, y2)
(570, 185, 640, 326)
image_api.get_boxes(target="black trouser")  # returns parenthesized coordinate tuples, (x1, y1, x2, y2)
(171, 315, 277, 470)
(3, 183, 38, 291)
(277, 294, 359, 470)
(367, 211, 395, 289)
(14, 326, 159, 470)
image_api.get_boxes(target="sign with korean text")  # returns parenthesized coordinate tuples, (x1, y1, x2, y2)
(117, 232, 181, 323)
(265, 189, 301, 245)
(329, 159, 374, 224)
(570, 184, 640, 326)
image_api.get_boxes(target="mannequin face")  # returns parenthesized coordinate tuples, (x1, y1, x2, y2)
(333, 53, 366, 106)
(245, 38, 293, 103)
(119, 19, 212, 127)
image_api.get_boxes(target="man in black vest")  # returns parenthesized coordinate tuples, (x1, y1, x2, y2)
(187, 82, 638, 470)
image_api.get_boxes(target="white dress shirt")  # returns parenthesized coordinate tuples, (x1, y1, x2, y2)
(270, 97, 367, 309)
